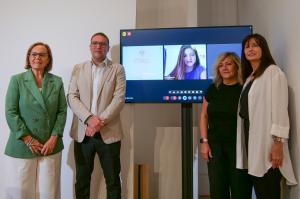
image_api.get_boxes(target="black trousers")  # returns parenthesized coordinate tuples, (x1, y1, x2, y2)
(207, 142, 252, 199)
(243, 119, 282, 199)
(74, 133, 121, 199)
(251, 168, 282, 199)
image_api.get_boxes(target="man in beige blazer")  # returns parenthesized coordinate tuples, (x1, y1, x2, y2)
(68, 32, 126, 199)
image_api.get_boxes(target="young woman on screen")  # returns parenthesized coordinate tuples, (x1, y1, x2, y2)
(237, 33, 297, 199)
(199, 52, 252, 199)
(168, 45, 206, 80)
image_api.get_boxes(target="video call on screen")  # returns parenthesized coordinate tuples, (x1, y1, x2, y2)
(120, 26, 252, 103)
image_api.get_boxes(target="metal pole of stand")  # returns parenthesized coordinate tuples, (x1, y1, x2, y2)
(181, 103, 193, 199)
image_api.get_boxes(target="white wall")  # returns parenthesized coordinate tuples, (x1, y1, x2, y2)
(0, 0, 136, 198)
(238, 1, 300, 198)
(197, 0, 238, 26)
(137, 0, 197, 28)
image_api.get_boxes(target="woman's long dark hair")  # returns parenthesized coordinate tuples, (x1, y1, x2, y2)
(241, 33, 276, 81)
(169, 45, 200, 80)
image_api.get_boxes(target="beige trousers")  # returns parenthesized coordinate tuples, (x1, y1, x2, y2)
(4, 152, 62, 199)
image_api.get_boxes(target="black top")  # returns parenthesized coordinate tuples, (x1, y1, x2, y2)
(239, 81, 253, 120)
(205, 83, 242, 143)
(238, 80, 253, 153)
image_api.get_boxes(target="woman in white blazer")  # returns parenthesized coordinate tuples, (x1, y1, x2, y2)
(237, 33, 297, 199)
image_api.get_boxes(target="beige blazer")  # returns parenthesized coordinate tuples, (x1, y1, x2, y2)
(67, 59, 126, 144)
(236, 65, 297, 185)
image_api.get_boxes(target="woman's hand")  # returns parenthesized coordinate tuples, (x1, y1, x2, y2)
(23, 135, 44, 155)
(41, 135, 58, 156)
(200, 143, 213, 161)
(270, 142, 284, 168)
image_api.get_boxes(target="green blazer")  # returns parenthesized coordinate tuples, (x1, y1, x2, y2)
(5, 69, 67, 158)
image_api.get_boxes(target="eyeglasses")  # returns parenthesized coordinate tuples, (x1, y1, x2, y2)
(29, 52, 48, 58)
(91, 41, 108, 47)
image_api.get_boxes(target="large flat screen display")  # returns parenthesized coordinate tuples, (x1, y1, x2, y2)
(120, 25, 252, 103)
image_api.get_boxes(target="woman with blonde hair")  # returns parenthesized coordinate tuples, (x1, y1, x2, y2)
(200, 52, 252, 199)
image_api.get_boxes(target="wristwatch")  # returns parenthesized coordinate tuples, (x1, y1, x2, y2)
(200, 138, 208, 144)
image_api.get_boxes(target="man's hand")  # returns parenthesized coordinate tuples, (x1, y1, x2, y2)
(86, 115, 105, 132)
(85, 126, 98, 137)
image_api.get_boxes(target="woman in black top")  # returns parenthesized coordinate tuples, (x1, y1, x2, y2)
(200, 52, 252, 199)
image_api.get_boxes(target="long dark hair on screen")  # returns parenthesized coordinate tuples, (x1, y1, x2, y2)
(169, 45, 201, 80)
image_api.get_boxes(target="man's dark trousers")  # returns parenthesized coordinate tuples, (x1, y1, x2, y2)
(74, 133, 121, 199)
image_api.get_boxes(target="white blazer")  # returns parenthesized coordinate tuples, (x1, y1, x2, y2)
(236, 65, 297, 185)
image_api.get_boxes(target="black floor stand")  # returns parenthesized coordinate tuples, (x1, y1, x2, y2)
(181, 103, 193, 199)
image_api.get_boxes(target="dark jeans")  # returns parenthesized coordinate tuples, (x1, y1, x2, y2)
(207, 142, 252, 199)
(74, 133, 121, 199)
(251, 168, 282, 199)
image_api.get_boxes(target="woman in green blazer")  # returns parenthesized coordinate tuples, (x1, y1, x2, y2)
(5, 42, 67, 199)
